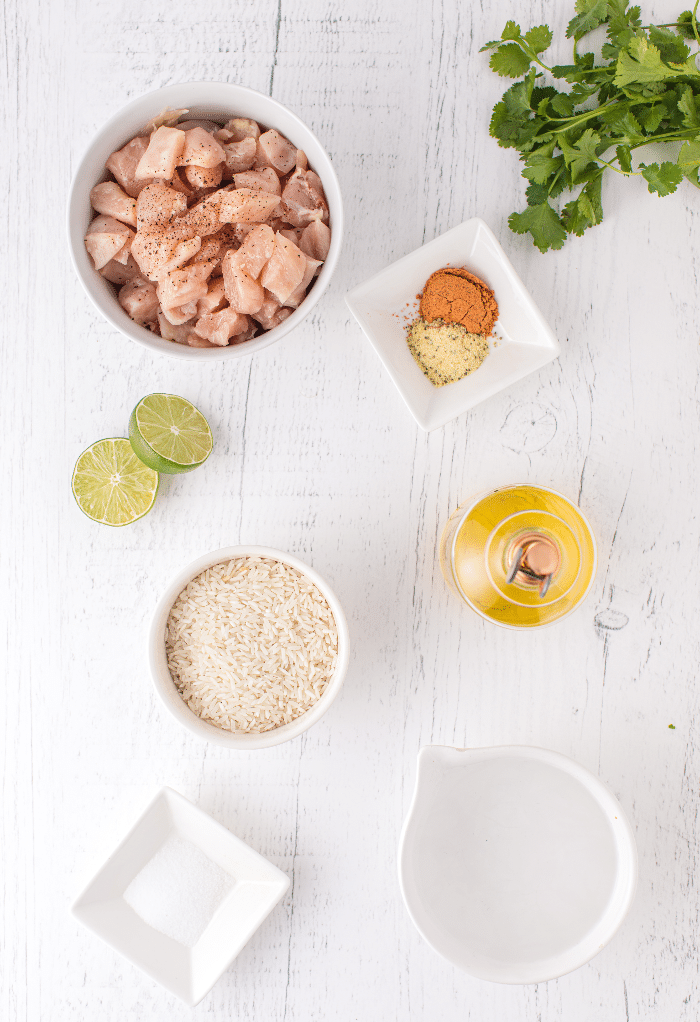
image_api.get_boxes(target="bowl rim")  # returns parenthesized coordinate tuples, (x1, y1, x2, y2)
(67, 80, 344, 361)
(398, 743, 638, 984)
(148, 545, 350, 748)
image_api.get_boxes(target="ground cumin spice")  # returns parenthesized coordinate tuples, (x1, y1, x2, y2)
(419, 267, 498, 335)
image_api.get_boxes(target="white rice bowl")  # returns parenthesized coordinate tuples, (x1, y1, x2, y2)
(166, 556, 339, 733)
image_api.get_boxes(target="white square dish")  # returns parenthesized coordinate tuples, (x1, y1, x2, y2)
(345, 218, 559, 431)
(72, 788, 290, 1006)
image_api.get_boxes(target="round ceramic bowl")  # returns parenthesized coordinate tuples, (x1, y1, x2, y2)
(68, 82, 343, 360)
(149, 545, 350, 749)
(399, 745, 638, 984)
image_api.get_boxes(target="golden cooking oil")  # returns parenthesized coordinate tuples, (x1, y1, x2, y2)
(439, 485, 597, 628)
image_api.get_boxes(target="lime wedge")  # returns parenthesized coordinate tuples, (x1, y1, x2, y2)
(128, 393, 213, 474)
(72, 438, 159, 526)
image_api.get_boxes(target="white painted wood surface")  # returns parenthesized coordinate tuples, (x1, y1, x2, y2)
(2, 0, 699, 1018)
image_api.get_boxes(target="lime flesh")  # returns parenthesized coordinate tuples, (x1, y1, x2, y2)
(129, 393, 213, 474)
(72, 438, 159, 526)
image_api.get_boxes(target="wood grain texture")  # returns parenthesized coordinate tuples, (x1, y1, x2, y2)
(2, 0, 700, 1018)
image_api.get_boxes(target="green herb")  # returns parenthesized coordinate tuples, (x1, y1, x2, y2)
(483, 1, 700, 251)
(669, 723, 676, 728)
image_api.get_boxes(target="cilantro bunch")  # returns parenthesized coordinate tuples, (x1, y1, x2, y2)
(482, 0, 700, 251)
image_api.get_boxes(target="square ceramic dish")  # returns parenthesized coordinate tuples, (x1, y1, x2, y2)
(72, 788, 289, 1005)
(345, 218, 559, 431)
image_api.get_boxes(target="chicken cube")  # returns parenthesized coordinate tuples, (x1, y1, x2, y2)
(194, 307, 249, 346)
(222, 250, 265, 314)
(260, 232, 306, 304)
(218, 188, 281, 225)
(232, 168, 280, 195)
(183, 163, 224, 190)
(84, 215, 134, 270)
(284, 254, 322, 308)
(118, 277, 159, 324)
(178, 127, 226, 169)
(224, 117, 261, 141)
(235, 224, 275, 279)
(135, 126, 186, 181)
(156, 263, 212, 310)
(89, 181, 137, 228)
(106, 137, 150, 198)
(256, 129, 297, 175)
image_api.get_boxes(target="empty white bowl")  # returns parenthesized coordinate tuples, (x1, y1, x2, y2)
(399, 745, 637, 984)
(73, 787, 290, 1005)
(149, 546, 350, 749)
(68, 81, 343, 360)
(346, 218, 559, 431)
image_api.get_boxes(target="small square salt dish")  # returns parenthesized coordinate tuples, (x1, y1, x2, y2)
(72, 788, 290, 1006)
(345, 218, 560, 431)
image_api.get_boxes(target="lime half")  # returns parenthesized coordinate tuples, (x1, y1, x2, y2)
(129, 393, 213, 474)
(72, 438, 159, 526)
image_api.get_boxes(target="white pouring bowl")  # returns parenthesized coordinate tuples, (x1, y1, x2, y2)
(68, 81, 343, 360)
(399, 745, 638, 984)
(148, 546, 350, 749)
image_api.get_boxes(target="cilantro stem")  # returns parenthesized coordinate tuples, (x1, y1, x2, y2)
(693, 0, 700, 49)
(629, 128, 700, 149)
(545, 100, 622, 127)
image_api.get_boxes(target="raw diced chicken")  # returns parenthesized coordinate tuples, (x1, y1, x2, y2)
(106, 137, 150, 198)
(281, 168, 329, 227)
(89, 182, 137, 228)
(169, 168, 195, 198)
(184, 164, 223, 190)
(296, 149, 308, 171)
(256, 129, 296, 174)
(135, 126, 186, 181)
(142, 108, 189, 133)
(218, 188, 281, 224)
(196, 277, 227, 315)
(118, 277, 159, 324)
(136, 182, 187, 231)
(222, 250, 265, 314)
(112, 236, 133, 265)
(157, 312, 193, 344)
(161, 299, 199, 325)
(270, 306, 293, 328)
(260, 232, 306, 304)
(278, 228, 302, 245)
(214, 128, 235, 143)
(225, 117, 261, 141)
(252, 292, 282, 330)
(191, 236, 223, 266)
(179, 192, 223, 237)
(187, 339, 216, 351)
(85, 216, 134, 270)
(156, 263, 212, 309)
(135, 235, 201, 282)
(233, 168, 280, 195)
(299, 219, 331, 261)
(236, 224, 275, 279)
(175, 118, 221, 132)
(179, 127, 226, 168)
(194, 307, 249, 346)
(284, 254, 322, 308)
(221, 138, 257, 178)
(100, 254, 141, 285)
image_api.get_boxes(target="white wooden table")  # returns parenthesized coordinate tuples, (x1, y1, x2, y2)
(3, 1, 699, 1018)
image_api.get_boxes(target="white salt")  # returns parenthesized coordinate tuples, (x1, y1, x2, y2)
(124, 833, 233, 947)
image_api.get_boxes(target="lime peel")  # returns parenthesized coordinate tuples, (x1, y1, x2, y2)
(129, 393, 213, 475)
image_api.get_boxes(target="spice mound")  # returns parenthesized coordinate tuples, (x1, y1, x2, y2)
(407, 319, 489, 386)
(420, 267, 498, 335)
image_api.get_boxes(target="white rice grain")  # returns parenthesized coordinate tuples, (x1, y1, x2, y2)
(166, 557, 338, 733)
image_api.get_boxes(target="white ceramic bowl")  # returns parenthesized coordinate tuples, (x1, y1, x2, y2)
(149, 546, 350, 748)
(346, 218, 559, 431)
(399, 745, 638, 984)
(68, 82, 343, 360)
(73, 787, 290, 1005)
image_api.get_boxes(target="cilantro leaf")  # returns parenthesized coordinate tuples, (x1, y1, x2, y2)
(616, 144, 632, 172)
(558, 128, 602, 182)
(637, 103, 665, 132)
(551, 92, 576, 116)
(615, 35, 696, 88)
(501, 20, 522, 40)
(525, 182, 551, 205)
(523, 25, 553, 54)
(490, 44, 533, 78)
(640, 161, 684, 195)
(678, 86, 700, 127)
(649, 26, 691, 63)
(677, 140, 700, 172)
(522, 148, 565, 184)
(567, 0, 608, 40)
(607, 0, 642, 39)
(676, 11, 697, 41)
(561, 197, 593, 235)
(509, 202, 567, 252)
